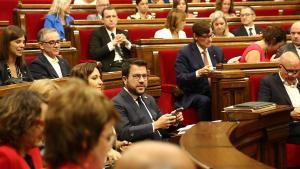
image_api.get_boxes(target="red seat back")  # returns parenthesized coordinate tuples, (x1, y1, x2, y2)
(183, 25, 193, 38)
(0, 0, 18, 24)
(103, 88, 122, 99)
(118, 11, 135, 19)
(155, 11, 169, 18)
(25, 13, 46, 42)
(110, 0, 132, 4)
(222, 46, 246, 62)
(248, 74, 266, 101)
(159, 50, 180, 85)
(127, 27, 161, 43)
(78, 29, 95, 62)
(21, 0, 53, 3)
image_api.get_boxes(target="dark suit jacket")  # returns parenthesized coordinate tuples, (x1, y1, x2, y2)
(232, 25, 263, 36)
(258, 73, 300, 105)
(113, 88, 167, 142)
(275, 43, 300, 59)
(29, 54, 70, 79)
(0, 61, 33, 86)
(89, 26, 132, 72)
(0, 146, 42, 169)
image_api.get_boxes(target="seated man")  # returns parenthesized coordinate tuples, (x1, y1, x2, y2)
(258, 51, 300, 144)
(30, 28, 70, 79)
(175, 20, 225, 121)
(232, 6, 263, 37)
(113, 58, 183, 142)
(89, 6, 132, 72)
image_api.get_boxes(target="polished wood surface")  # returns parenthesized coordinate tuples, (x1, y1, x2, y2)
(181, 105, 293, 169)
(0, 71, 161, 98)
(210, 63, 279, 120)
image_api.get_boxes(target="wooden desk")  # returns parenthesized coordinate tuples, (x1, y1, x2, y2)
(180, 105, 292, 169)
(211, 62, 279, 120)
(0, 71, 161, 98)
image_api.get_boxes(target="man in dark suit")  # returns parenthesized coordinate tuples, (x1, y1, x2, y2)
(30, 28, 70, 80)
(175, 20, 225, 121)
(258, 51, 300, 144)
(232, 6, 263, 37)
(89, 6, 132, 72)
(113, 58, 183, 142)
(275, 21, 300, 59)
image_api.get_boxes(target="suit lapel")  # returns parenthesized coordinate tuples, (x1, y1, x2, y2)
(40, 55, 59, 78)
(274, 74, 292, 105)
(208, 47, 217, 66)
(241, 26, 249, 36)
(58, 57, 68, 76)
(190, 43, 205, 69)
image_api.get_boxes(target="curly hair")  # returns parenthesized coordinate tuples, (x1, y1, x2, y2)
(44, 79, 119, 168)
(70, 62, 103, 84)
(0, 89, 44, 150)
(263, 26, 287, 45)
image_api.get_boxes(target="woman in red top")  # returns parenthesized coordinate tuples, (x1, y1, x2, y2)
(240, 26, 287, 63)
(0, 89, 46, 169)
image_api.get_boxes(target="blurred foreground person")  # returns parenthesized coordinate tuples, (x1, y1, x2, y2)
(0, 89, 46, 169)
(114, 141, 196, 169)
(44, 79, 119, 169)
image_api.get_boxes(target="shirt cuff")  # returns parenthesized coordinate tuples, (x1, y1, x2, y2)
(107, 41, 114, 51)
(196, 71, 200, 78)
(151, 122, 155, 132)
(125, 40, 132, 49)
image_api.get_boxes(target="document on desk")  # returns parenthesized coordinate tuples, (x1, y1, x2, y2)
(177, 124, 195, 135)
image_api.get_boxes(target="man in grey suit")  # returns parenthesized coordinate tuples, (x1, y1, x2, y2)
(87, 0, 110, 20)
(113, 58, 183, 142)
(275, 21, 300, 58)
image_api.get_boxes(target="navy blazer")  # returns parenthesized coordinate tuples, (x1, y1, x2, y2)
(89, 26, 132, 72)
(275, 43, 300, 59)
(232, 25, 263, 36)
(29, 54, 70, 80)
(113, 88, 167, 142)
(175, 43, 224, 95)
(258, 73, 300, 105)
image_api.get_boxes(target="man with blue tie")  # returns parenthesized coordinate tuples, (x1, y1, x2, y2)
(175, 20, 225, 121)
(113, 58, 183, 142)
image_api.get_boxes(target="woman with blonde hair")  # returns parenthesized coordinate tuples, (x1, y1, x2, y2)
(29, 79, 60, 102)
(44, 0, 74, 40)
(154, 9, 187, 39)
(210, 11, 234, 37)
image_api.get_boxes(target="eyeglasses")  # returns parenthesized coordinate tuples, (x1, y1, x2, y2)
(240, 13, 253, 17)
(132, 74, 148, 80)
(280, 64, 300, 76)
(42, 40, 61, 46)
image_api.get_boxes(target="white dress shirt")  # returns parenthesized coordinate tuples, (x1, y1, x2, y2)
(44, 53, 63, 78)
(279, 73, 300, 107)
(244, 25, 257, 36)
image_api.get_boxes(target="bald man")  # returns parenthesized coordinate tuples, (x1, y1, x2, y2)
(114, 141, 196, 169)
(258, 51, 300, 144)
(276, 21, 300, 58)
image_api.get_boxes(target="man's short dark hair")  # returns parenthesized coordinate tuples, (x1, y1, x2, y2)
(192, 20, 211, 37)
(101, 5, 116, 18)
(122, 58, 147, 77)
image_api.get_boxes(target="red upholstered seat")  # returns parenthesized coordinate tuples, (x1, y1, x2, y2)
(222, 46, 246, 62)
(0, 0, 18, 24)
(287, 144, 300, 168)
(25, 55, 37, 65)
(117, 11, 135, 19)
(21, 0, 53, 3)
(103, 88, 122, 99)
(110, 0, 132, 4)
(159, 50, 199, 125)
(127, 27, 160, 43)
(78, 29, 96, 63)
(25, 13, 46, 42)
(154, 11, 169, 18)
(197, 9, 215, 17)
(183, 26, 193, 38)
(248, 74, 266, 101)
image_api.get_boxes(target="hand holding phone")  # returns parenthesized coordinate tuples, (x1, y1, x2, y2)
(172, 107, 184, 116)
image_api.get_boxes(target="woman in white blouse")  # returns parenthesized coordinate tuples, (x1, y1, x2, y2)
(154, 9, 187, 39)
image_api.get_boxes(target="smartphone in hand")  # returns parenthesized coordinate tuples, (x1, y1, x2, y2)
(172, 107, 184, 116)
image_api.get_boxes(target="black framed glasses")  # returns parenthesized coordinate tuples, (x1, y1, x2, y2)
(132, 74, 148, 81)
(42, 40, 61, 46)
(280, 64, 300, 76)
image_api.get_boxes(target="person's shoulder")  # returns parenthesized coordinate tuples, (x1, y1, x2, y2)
(45, 14, 56, 20)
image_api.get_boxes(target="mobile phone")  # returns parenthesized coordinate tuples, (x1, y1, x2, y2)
(172, 107, 184, 116)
